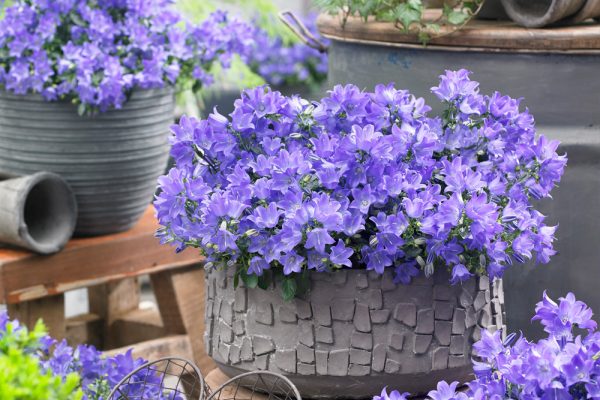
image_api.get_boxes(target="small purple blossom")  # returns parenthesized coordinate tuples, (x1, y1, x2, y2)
(248, 14, 328, 87)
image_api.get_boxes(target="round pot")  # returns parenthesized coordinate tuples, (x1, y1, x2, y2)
(500, 0, 595, 27)
(0, 172, 76, 254)
(205, 268, 504, 398)
(318, 15, 600, 340)
(0, 89, 174, 236)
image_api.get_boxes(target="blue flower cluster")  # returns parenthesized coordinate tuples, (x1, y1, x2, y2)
(375, 292, 600, 399)
(248, 14, 328, 87)
(0, 0, 254, 111)
(0, 312, 160, 399)
(155, 70, 566, 287)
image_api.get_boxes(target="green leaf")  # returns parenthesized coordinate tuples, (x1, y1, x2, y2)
(296, 270, 311, 296)
(233, 269, 240, 289)
(77, 103, 86, 116)
(394, 1, 423, 31)
(447, 10, 469, 25)
(257, 271, 272, 290)
(281, 277, 297, 302)
(240, 271, 258, 289)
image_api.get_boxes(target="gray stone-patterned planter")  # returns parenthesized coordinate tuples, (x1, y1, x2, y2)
(0, 89, 174, 236)
(205, 268, 504, 398)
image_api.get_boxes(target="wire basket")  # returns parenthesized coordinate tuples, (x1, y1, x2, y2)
(107, 357, 207, 400)
(207, 371, 302, 400)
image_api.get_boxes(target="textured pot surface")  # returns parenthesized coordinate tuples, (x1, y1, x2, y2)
(319, 28, 600, 340)
(0, 89, 173, 236)
(205, 268, 504, 398)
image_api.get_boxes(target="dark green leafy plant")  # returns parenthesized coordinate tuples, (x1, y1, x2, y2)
(314, 0, 485, 43)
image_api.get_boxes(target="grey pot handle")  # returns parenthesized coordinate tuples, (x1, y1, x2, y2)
(279, 11, 328, 53)
(0, 172, 77, 254)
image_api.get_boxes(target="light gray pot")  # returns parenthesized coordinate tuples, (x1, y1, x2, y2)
(0, 89, 174, 236)
(205, 268, 504, 398)
(500, 0, 600, 27)
(0, 172, 76, 254)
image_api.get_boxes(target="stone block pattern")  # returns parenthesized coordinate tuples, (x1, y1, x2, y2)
(205, 268, 505, 380)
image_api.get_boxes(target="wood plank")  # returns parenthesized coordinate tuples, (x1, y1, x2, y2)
(152, 266, 215, 375)
(317, 13, 600, 52)
(103, 334, 193, 362)
(66, 313, 103, 348)
(109, 308, 166, 348)
(0, 206, 203, 304)
(89, 278, 141, 348)
(7, 294, 66, 339)
(205, 368, 269, 400)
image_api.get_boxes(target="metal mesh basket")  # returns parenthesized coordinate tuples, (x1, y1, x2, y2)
(107, 357, 207, 400)
(207, 371, 302, 400)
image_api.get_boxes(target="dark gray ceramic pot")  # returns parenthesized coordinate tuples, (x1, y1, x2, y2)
(0, 89, 174, 236)
(319, 20, 600, 340)
(205, 268, 504, 398)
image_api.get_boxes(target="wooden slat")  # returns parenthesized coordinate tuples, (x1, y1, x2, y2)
(152, 267, 215, 375)
(104, 334, 193, 362)
(0, 206, 203, 304)
(109, 308, 166, 348)
(317, 13, 600, 52)
(66, 313, 103, 348)
(8, 294, 65, 339)
(205, 369, 268, 400)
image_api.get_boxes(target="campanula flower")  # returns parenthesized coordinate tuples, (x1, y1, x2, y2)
(156, 70, 565, 290)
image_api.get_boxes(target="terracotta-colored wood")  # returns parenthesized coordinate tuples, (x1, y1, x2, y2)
(0, 206, 203, 304)
(109, 308, 166, 348)
(205, 368, 269, 400)
(8, 294, 65, 339)
(317, 13, 600, 52)
(152, 267, 215, 375)
(104, 334, 193, 362)
(66, 313, 103, 348)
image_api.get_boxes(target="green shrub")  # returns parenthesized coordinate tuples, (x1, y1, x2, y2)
(0, 319, 83, 400)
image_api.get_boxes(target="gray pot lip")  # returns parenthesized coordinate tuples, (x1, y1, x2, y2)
(316, 13, 600, 55)
(17, 171, 77, 254)
(0, 86, 175, 109)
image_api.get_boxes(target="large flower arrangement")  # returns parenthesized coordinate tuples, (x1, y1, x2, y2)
(375, 291, 600, 399)
(155, 70, 566, 299)
(0, 0, 253, 112)
(0, 312, 155, 399)
(248, 14, 328, 87)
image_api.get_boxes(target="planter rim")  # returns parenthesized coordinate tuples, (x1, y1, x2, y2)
(0, 86, 175, 108)
(316, 13, 600, 54)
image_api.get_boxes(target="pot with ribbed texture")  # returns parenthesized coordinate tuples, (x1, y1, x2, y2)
(0, 88, 174, 236)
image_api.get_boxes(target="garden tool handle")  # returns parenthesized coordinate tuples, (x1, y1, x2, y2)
(278, 11, 328, 53)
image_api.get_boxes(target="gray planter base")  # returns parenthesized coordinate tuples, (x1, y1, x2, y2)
(217, 363, 472, 399)
(205, 268, 504, 398)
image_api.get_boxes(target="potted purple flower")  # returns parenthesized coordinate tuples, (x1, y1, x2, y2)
(155, 70, 566, 397)
(0, 0, 253, 235)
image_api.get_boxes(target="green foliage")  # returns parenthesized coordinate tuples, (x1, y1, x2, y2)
(314, 0, 486, 43)
(0, 320, 83, 400)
